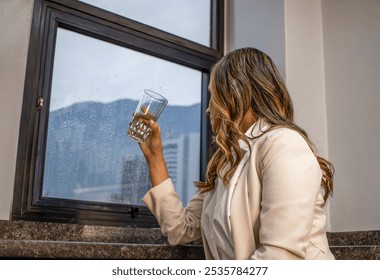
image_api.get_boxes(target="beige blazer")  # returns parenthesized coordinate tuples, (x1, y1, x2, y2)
(142, 120, 335, 260)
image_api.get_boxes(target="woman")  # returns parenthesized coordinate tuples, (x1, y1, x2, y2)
(139, 48, 335, 260)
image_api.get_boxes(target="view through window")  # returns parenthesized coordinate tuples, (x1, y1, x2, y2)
(43, 28, 202, 206)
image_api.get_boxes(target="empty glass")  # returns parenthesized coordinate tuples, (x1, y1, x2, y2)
(127, 89, 168, 143)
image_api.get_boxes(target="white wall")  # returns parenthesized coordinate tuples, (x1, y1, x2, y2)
(0, 0, 35, 219)
(225, 0, 286, 78)
(322, 0, 380, 231)
(284, 0, 328, 157)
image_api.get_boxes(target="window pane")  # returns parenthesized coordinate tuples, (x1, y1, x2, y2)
(43, 28, 201, 206)
(79, 0, 211, 46)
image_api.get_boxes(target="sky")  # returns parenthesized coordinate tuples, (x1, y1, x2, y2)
(50, 0, 210, 111)
(80, 0, 210, 46)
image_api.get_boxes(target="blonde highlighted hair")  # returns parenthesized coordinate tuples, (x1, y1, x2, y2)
(196, 48, 334, 203)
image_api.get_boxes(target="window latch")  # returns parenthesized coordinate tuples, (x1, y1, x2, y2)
(128, 206, 139, 218)
(36, 97, 44, 109)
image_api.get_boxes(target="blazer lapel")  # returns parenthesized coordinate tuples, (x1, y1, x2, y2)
(228, 119, 269, 259)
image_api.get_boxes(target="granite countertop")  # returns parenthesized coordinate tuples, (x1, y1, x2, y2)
(0, 220, 378, 259)
(327, 231, 380, 260)
(0, 220, 204, 259)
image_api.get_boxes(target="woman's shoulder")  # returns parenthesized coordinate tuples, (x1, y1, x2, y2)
(249, 124, 320, 175)
(262, 126, 304, 142)
(248, 123, 314, 160)
(247, 121, 306, 147)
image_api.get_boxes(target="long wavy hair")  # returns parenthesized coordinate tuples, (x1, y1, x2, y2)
(196, 47, 334, 203)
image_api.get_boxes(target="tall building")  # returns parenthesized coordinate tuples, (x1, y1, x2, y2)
(163, 133, 200, 205)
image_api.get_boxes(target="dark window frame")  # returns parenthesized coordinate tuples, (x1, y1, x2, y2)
(12, 0, 224, 227)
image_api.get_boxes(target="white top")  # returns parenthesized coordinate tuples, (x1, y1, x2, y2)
(201, 177, 235, 259)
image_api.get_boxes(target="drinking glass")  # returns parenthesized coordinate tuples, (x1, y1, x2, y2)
(127, 89, 168, 143)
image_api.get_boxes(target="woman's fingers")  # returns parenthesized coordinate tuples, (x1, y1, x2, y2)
(149, 120, 160, 137)
(137, 119, 163, 159)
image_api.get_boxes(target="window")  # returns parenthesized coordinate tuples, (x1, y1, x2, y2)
(44, 28, 202, 207)
(79, 0, 212, 46)
(12, 0, 224, 226)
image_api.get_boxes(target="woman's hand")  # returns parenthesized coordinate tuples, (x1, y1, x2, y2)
(138, 120, 164, 161)
(138, 120, 169, 186)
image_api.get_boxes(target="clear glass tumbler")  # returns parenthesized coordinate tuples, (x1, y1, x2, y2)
(127, 89, 168, 143)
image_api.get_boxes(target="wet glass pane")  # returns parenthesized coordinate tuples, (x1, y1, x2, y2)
(42, 28, 201, 206)
(80, 0, 211, 46)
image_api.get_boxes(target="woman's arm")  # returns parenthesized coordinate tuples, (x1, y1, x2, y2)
(139, 120, 203, 244)
(142, 178, 204, 245)
(138, 120, 169, 186)
(251, 129, 322, 259)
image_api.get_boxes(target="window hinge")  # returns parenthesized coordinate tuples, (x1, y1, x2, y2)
(36, 97, 44, 109)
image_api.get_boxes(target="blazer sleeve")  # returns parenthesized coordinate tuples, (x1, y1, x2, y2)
(142, 178, 204, 245)
(251, 129, 322, 260)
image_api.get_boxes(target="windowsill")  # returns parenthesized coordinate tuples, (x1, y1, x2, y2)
(0, 220, 204, 259)
(0, 220, 378, 259)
